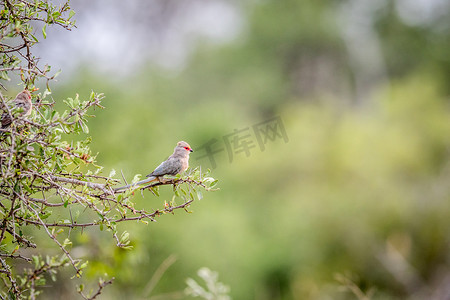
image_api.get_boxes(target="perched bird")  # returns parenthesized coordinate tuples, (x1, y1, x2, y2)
(114, 141, 194, 192)
(1, 90, 33, 129)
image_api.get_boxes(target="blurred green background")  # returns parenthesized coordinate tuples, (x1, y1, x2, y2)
(41, 0, 450, 299)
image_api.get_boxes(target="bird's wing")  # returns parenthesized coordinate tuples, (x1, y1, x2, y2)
(1, 112, 11, 128)
(15, 101, 27, 111)
(1, 104, 26, 129)
(147, 157, 181, 177)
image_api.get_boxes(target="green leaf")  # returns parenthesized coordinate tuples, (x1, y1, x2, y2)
(131, 174, 142, 183)
(42, 24, 47, 39)
(40, 212, 51, 220)
(62, 238, 72, 247)
(36, 277, 46, 286)
(50, 271, 57, 282)
(73, 94, 80, 106)
(24, 184, 33, 194)
(151, 186, 159, 196)
(30, 33, 39, 43)
(32, 256, 40, 269)
(80, 121, 89, 134)
(11, 245, 19, 255)
(53, 69, 62, 78)
(79, 261, 89, 269)
(120, 231, 129, 242)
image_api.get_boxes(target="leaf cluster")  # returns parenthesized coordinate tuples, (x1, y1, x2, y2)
(0, 0, 75, 88)
(0, 1, 217, 298)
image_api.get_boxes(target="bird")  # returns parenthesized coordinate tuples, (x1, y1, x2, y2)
(1, 90, 33, 129)
(114, 141, 194, 192)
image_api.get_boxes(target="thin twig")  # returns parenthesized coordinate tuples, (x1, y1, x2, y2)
(79, 277, 115, 300)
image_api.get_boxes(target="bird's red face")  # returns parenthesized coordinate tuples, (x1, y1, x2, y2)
(177, 141, 193, 153)
(183, 146, 194, 152)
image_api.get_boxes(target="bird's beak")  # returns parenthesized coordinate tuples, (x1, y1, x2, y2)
(189, 148, 194, 152)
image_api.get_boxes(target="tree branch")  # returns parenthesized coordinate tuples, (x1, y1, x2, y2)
(79, 277, 115, 300)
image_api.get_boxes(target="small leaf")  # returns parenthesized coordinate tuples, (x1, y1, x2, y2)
(32, 256, 40, 269)
(109, 169, 116, 178)
(30, 33, 39, 43)
(131, 174, 142, 184)
(80, 121, 89, 134)
(11, 245, 19, 255)
(63, 238, 72, 247)
(50, 272, 57, 282)
(120, 231, 129, 242)
(53, 69, 62, 78)
(152, 186, 160, 196)
(42, 24, 47, 39)
(43, 89, 52, 98)
(79, 261, 89, 269)
(24, 184, 33, 194)
(210, 179, 219, 188)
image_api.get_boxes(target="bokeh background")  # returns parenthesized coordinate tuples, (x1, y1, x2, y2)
(34, 0, 450, 299)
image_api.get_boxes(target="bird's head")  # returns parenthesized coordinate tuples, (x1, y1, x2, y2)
(176, 141, 194, 154)
(17, 90, 32, 102)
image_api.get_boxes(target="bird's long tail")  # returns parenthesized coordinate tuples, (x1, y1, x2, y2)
(114, 176, 156, 192)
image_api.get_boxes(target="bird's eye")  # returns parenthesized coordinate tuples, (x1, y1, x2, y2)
(184, 147, 189, 150)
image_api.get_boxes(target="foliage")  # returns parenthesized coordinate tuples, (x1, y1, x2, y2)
(0, 1, 216, 299)
(185, 268, 231, 300)
(0, 0, 74, 88)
